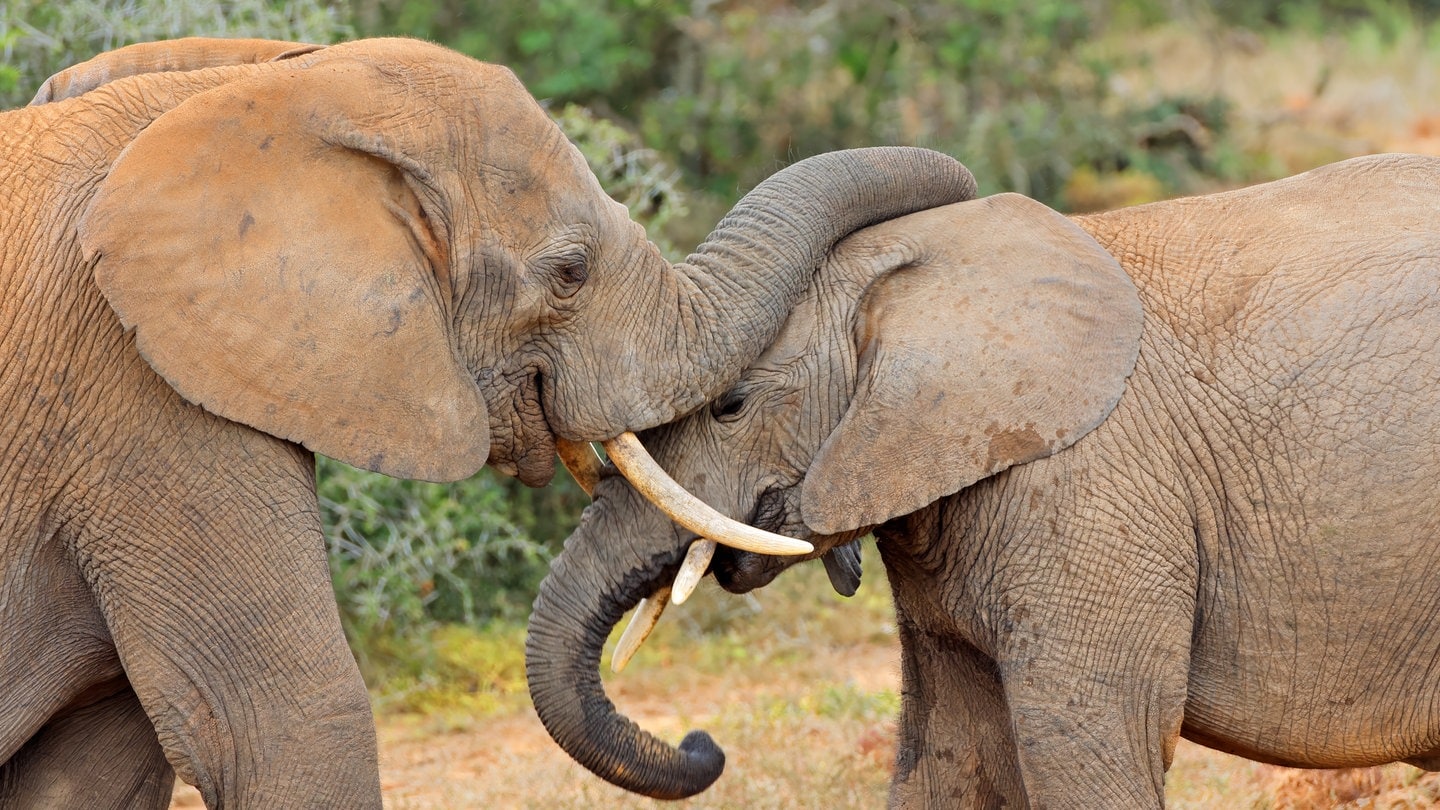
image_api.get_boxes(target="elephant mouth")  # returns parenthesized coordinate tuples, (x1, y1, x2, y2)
(486, 365, 558, 486)
(711, 549, 788, 593)
(712, 485, 796, 593)
(711, 486, 866, 599)
(517, 368, 559, 485)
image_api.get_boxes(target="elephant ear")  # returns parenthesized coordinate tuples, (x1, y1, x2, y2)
(800, 193, 1142, 535)
(80, 59, 488, 482)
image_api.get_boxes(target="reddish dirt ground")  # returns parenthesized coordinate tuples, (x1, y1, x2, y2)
(168, 634, 1440, 808)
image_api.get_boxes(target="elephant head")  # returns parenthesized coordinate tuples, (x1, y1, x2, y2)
(60, 38, 978, 486)
(526, 192, 1145, 798)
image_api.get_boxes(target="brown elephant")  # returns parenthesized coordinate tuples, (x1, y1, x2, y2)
(526, 153, 1440, 806)
(0, 37, 976, 808)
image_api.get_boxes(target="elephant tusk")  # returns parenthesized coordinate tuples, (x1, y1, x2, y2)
(602, 432, 814, 556)
(613, 541, 714, 671)
(612, 587, 670, 673)
(671, 539, 716, 605)
(556, 438, 604, 497)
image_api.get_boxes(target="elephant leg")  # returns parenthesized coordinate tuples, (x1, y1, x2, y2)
(889, 614, 1025, 809)
(77, 433, 380, 807)
(0, 682, 174, 809)
(999, 601, 1192, 809)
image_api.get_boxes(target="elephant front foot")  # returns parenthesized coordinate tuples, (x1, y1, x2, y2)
(890, 622, 1024, 808)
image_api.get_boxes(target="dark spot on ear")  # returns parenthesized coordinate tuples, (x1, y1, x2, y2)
(239, 212, 255, 238)
(382, 307, 403, 337)
(259, 135, 274, 151)
(985, 425, 1049, 470)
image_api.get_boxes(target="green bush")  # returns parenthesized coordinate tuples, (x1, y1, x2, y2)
(352, 0, 687, 108)
(320, 458, 547, 630)
(361, 0, 1244, 208)
(631, 0, 1252, 206)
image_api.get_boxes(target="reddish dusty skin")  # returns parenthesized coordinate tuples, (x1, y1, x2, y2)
(1, 37, 976, 808)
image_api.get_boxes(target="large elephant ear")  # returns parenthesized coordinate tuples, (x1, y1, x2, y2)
(800, 193, 1142, 535)
(81, 58, 488, 482)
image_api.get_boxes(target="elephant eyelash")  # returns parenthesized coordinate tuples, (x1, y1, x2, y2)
(546, 254, 589, 298)
(711, 388, 748, 422)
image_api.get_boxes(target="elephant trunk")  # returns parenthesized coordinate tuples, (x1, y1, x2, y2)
(526, 476, 719, 799)
(553, 147, 975, 440)
(654, 147, 976, 424)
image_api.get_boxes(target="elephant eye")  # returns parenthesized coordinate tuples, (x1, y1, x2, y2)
(711, 388, 748, 422)
(550, 255, 589, 299)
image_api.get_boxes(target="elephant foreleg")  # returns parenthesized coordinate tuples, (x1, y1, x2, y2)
(999, 599, 1192, 809)
(76, 429, 381, 807)
(0, 682, 174, 809)
(890, 616, 1025, 809)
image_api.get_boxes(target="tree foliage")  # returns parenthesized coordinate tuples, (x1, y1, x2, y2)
(347, 0, 1256, 205)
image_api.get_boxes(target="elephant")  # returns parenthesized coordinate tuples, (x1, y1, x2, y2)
(526, 152, 1440, 806)
(0, 37, 977, 808)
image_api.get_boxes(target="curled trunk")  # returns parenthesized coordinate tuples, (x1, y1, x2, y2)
(526, 477, 718, 799)
(644, 147, 976, 425)
(530, 149, 975, 798)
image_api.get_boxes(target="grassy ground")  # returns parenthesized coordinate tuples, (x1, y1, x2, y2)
(171, 554, 1440, 808)
(371, 555, 1440, 809)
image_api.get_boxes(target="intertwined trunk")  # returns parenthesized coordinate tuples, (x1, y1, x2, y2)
(528, 149, 977, 798)
(557, 147, 977, 440)
(526, 477, 718, 798)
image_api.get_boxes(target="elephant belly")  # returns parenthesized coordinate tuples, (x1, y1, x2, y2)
(1176, 280, 1440, 767)
(1182, 521, 1440, 768)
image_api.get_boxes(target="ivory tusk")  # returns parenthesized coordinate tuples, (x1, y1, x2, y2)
(602, 432, 813, 556)
(671, 539, 716, 605)
(556, 438, 603, 497)
(612, 587, 670, 673)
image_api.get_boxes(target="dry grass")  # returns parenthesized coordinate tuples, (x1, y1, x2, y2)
(1169, 744, 1440, 810)
(1101, 17, 1440, 178)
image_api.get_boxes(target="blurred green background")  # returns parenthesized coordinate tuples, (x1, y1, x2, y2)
(5, 0, 1439, 696)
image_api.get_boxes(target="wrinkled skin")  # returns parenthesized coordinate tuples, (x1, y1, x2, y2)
(528, 154, 1440, 806)
(0, 38, 976, 808)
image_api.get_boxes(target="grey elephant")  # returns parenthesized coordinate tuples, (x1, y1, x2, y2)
(526, 153, 1440, 806)
(0, 37, 975, 808)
